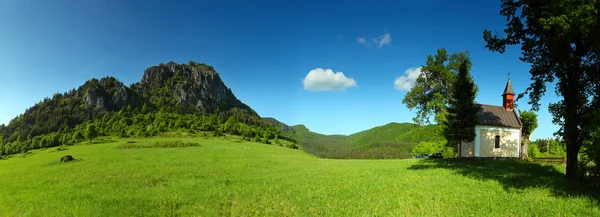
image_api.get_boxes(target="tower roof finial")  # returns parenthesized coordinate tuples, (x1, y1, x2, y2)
(503, 76, 515, 95)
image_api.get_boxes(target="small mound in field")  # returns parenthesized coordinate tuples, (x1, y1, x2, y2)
(117, 140, 200, 149)
(126, 140, 137, 144)
(60, 155, 74, 162)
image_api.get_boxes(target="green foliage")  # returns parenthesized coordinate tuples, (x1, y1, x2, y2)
(349, 123, 414, 146)
(579, 109, 600, 185)
(0, 136, 4, 156)
(483, 0, 600, 180)
(442, 57, 479, 149)
(528, 145, 540, 159)
(72, 131, 84, 143)
(260, 137, 271, 144)
(294, 123, 443, 159)
(532, 138, 566, 157)
(402, 48, 473, 125)
(411, 141, 445, 156)
(286, 142, 298, 149)
(86, 125, 99, 144)
(519, 110, 538, 139)
(442, 146, 458, 159)
(117, 140, 200, 149)
(519, 110, 539, 159)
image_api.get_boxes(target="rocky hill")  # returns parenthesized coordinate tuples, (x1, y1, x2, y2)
(135, 62, 255, 114)
(0, 61, 259, 144)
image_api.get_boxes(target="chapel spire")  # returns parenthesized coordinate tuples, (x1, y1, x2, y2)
(502, 78, 515, 111)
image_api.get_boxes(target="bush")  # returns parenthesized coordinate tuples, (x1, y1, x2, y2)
(411, 141, 444, 156)
(442, 147, 457, 159)
(528, 145, 540, 158)
(287, 142, 298, 149)
(212, 131, 224, 137)
(261, 137, 271, 144)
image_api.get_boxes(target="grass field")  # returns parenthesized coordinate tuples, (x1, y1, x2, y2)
(0, 137, 598, 216)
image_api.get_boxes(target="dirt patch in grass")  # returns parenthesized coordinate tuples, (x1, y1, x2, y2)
(117, 140, 201, 149)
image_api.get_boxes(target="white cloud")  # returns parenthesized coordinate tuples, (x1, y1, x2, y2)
(303, 68, 357, 91)
(357, 32, 391, 48)
(394, 67, 422, 91)
(374, 33, 391, 48)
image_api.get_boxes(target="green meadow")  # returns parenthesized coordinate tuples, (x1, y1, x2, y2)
(0, 137, 598, 216)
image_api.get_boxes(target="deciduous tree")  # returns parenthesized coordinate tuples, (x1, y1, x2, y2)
(519, 110, 538, 159)
(483, 0, 600, 180)
(402, 48, 472, 125)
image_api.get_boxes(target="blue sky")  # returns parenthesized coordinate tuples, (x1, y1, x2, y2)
(0, 0, 561, 140)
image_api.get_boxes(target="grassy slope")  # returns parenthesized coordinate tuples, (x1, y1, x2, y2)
(0, 137, 598, 216)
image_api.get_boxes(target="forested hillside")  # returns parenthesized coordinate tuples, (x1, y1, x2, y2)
(0, 61, 295, 156)
(292, 123, 444, 159)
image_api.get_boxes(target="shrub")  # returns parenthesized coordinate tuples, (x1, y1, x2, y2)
(287, 142, 298, 149)
(528, 145, 540, 158)
(261, 137, 271, 144)
(212, 131, 224, 137)
(442, 147, 457, 159)
(411, 141, 444, 156)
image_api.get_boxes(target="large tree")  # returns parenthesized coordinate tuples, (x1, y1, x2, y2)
(483, 0, 600, 180)
(518, 110, 538, 159)
(402, 48, 472, 125)
(443, 58, 480, 154)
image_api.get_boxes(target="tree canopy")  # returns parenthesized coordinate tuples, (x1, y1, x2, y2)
(483, 0, 600, 180)
(402, 48, 473, 125)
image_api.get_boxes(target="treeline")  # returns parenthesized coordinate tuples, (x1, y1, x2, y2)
(0, 77, 139, 144)
(528, 138, 566, 158)
(0, 107, 296, 156)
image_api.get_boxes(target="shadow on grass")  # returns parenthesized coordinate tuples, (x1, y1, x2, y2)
(408, 159, 599, 204)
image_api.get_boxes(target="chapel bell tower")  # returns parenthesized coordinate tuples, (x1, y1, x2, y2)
(503, 78, 515, 111)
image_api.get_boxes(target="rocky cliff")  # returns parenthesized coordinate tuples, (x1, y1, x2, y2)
(135, 61, 255, 114)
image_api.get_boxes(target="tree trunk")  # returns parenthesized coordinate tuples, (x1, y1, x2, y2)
(521, 137, 529, 159)
(564, 91, 582, 181)
(565, 141, 581, 181)
(563, 65, 583, 181)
